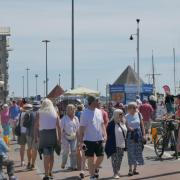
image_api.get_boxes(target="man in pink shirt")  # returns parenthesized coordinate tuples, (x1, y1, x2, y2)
(139, 99, 154, 141)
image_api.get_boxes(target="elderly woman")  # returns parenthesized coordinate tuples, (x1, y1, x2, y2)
(0, 104, 10, 145)
(61, 104, 79, 170)
(126, 102, 146, 176)
(105, 109, 127, 179)
(35, 98, 61, 180)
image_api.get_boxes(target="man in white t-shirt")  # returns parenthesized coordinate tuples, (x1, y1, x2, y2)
(79, 96, 107, 180)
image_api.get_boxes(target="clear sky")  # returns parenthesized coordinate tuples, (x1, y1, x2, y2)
(0, 0, 180, 97)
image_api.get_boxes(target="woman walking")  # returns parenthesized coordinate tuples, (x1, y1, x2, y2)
(0, 104, 10, 145)
(105, 109, 127, 179)
(35, 98, 61, 180)
(126, 102, 146, 176)
(61, 104, 79, 170)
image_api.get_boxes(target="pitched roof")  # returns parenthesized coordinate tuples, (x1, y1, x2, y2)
(47, 85, 64, 98)
(113, 65, 144, 85)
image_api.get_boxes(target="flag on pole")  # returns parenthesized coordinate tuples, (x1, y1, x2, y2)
(163, 85, 170, 93)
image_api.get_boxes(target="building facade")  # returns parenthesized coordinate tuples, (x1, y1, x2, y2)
(0, 27, 10, 103)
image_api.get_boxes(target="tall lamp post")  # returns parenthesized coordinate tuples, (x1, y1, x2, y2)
(42, 40, 50, 97)
(71, 0, 75, 89)
(26, 67, 30, 99)
(130, 19, 140, 95)
(59, 74, 61, 86)
(35, 74, 38, 97)
(22, 76, 24, 98)
(43, 80, 46, 98)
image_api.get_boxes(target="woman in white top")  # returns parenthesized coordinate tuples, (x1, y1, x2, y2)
(105, 109, 127, 179)
(35, 98, 61, 180)
(61, 104, 79, 170)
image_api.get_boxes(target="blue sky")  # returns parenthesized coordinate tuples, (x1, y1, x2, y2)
(0, 0, 180, 97)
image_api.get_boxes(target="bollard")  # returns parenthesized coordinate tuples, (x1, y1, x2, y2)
(152, 128, 158, 143)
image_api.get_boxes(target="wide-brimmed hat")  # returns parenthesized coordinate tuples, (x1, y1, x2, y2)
(3, 104, 8, 108)
(23, 103, 33, 110)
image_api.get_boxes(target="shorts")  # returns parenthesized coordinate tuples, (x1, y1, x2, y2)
(84, 141, 104, 157)
(144, 121, 151, 133)
(10, 119, 17, 128)
(42, 147, 54, 156)
(26, 136, 39, 150)
(18, 133, 27, 145)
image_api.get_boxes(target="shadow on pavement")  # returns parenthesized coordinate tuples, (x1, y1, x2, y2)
(132, 170, 180, 180)
(58, 176, 80, 180)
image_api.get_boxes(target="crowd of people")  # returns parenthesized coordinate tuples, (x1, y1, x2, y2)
(0, 92, 180, 180)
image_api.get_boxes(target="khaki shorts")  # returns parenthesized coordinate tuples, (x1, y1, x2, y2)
(144, 121, 151, 133)
(26, 136, 39, 150)
(18, 133, 27, 145)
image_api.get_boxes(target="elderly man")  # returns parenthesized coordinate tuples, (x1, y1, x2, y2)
(79, 96, 107, 180)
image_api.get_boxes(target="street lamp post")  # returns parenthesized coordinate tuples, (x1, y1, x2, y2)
(130, 19, 140, 95)
(22, 76, 24, 98)
(59, 74, 60, 86)
(35, 74, 38, 97)
(42, 40, 50, 97)
(71, 0, 75, 89)
(43, 80, 46, 98)
(26, 67, 30, 99)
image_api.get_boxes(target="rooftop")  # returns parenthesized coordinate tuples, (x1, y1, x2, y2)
(0, 27, 10, 36)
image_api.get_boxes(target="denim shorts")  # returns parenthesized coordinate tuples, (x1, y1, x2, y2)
(42, 147, 54, 155)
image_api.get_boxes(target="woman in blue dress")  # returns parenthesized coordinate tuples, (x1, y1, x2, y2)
(125, 102, 146, 176)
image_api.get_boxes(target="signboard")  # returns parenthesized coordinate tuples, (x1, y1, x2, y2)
(109, 85, 124, 93)
(142, 84, 153, 93)
(125, 84, 141, 93)
(111, 92, 125, 102)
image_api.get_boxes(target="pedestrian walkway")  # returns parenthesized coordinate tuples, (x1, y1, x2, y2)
(6, 141, 180, 180)
(8, 141, 41, 180)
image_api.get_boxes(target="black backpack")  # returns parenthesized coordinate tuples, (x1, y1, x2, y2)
(23, 112, 32, 128)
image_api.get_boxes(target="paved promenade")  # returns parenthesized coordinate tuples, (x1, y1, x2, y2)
(6, 141, 180, 180)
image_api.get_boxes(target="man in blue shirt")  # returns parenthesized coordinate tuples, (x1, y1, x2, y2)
(9, 101, 20, 141)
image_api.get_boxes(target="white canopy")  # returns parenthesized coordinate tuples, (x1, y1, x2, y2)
(64, 87, 100, 96)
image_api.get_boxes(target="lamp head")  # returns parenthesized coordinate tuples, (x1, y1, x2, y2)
(136, 19, 140, 23)
(130, 35, 133, 40)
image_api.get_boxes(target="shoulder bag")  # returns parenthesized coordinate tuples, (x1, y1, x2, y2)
(117, 123, 127, 151)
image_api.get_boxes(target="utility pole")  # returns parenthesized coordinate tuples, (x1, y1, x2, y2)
(22, 76, 24, 98)
(173, 48, 176, 95)
(26, 67, 30, 99)
(71, 0, 75, 89)
(43, 80, 46, 98)
(59, 74, 61, 86)
(96, 79, 99, 91)
(35, 74, 38, 97)
(42, 40, 50, 97)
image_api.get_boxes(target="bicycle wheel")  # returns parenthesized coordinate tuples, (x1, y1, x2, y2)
(154, 134, 165, 158)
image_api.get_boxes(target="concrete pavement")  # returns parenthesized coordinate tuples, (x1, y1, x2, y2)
(7, 140, 180, 180)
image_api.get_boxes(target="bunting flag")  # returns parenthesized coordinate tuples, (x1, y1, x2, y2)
(163, 85, 170, 93)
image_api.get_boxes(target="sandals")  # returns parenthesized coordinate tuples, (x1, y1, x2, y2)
(133, 169, 140, 175)
(128, 169, 140, 176)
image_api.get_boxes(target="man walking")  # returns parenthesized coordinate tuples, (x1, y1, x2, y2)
(139, 99, 154, 141)
(79, 96, 107, 180)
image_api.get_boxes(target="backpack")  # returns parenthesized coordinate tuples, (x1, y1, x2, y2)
(23, 112, 32, 128)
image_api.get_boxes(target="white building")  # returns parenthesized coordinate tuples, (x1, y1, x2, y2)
(0, 27, 10, 103)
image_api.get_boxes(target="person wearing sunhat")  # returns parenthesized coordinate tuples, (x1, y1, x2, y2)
(17, 103, 33, 167)
(26, 101, 41, 170)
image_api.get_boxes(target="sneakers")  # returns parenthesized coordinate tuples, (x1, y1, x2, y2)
(94, 169, 99, 179)
(49, 172, 53, 179)
(113, 174, 120, 179)
(43, 176, 49, 180)
(31, 164, 35, 170)
(79, 172, 85, 179)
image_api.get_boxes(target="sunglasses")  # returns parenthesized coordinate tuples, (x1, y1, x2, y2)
(119, 113, 124, 116)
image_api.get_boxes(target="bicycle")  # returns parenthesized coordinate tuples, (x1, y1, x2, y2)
(154, 119, 178, 159)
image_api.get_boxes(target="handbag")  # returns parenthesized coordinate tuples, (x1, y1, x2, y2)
(117, 123, 127, 151)
(138, 112, 147, 145)
(15, 113, 22, 136)
(54, 143, 61, 156)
